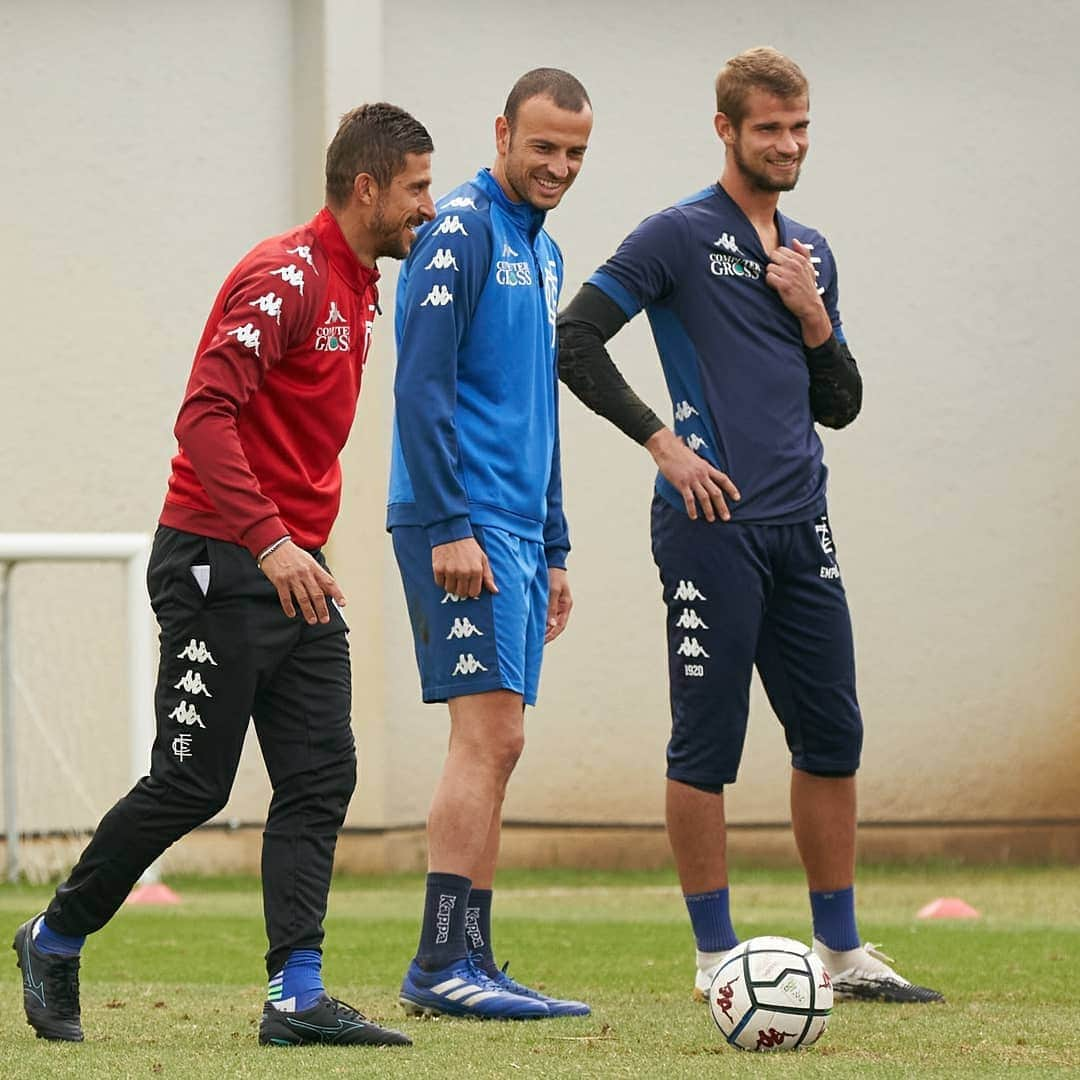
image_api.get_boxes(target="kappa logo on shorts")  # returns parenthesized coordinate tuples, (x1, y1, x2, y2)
(673, 580, 707, 602)
(168, 700, 205, 728)
(447, 617, 484, 639)
(440, 591, 474, 603)
(452, 653, 488, 676)
(674, 400, 699, 422)
(174, 670, 213, 697)
(676, 636, 710, 659)
(676, 608, 709, 630)
(177, 639, 217, 665)
(685, 432, 708, 451)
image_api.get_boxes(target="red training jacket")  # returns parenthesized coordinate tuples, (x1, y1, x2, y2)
(161, 208, 379, 556)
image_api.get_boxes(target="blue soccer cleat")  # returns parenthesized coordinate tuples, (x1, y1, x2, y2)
(399, 956, 549, 1019)
(487, 958, 591, 1017)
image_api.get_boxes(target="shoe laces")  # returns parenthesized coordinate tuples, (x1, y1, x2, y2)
(325, 996, 369, 1022)
(861, 942, 896, 965)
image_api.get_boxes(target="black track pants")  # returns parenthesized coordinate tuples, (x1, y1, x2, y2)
(46, 526, 356, 975)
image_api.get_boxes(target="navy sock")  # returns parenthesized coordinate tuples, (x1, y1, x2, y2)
(466, 888, 499, 977)
(268, 948, 324, 1012)
(33, 917, 85, 958)
(810, 886, 860, 951)
(684, 887, 738, 952)
(416, 872, 471, 972)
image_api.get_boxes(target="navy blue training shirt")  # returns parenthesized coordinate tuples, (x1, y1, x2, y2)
(589, 183, 846, 524)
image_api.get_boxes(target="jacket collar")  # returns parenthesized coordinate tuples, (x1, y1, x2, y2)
(473, 168, 546, 240)
(313, 207, 380, 293)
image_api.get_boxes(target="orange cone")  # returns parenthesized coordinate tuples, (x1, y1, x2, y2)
(125, 882, 182, 905)
(916, 896, 979, 919)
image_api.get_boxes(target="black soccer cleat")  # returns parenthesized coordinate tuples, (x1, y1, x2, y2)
(814, 940, 945, 1004)
(13, 916, 84, 1041)
(258, 993, 412, 1046)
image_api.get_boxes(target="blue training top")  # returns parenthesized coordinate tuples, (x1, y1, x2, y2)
(589, 183, 846, 524)
(387, 168, 569, 567)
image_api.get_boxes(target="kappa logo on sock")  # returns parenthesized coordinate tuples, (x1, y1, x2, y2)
(464, 906, 484, 950)
(435, 894, 456, 945)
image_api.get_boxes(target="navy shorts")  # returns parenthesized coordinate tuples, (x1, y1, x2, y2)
(391, 525, 548, 705)
(651, 494, 863, 787)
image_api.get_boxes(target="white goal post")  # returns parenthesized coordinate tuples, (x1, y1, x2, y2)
(0, 533, 155, 882)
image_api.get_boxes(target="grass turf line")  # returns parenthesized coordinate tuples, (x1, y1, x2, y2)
(0, 864, 1077, 1078)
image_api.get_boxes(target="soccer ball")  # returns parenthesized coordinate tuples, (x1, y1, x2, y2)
(707, 936, 833, 1052)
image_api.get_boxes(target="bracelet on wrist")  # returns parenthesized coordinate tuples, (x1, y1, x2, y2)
(256, 535, 291, 567)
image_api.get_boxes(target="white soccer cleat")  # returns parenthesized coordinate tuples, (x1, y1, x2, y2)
(813, 940, 945, 1004)
(692, 946, 735, 1002)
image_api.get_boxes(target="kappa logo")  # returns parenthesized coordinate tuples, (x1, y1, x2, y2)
(177, 639, 217, 665)
(676, 636, 710, 659)
(501, 242, 520, 258)
(316, 301, 351, 351)
(674, 400, 699, 422)
(676, 608, 709, 630)
(452, 653, 488, 676)
(174, 670, 212, 697)
(673, 579, 707, 602)
(227, 322, 261, 356)
(425, 248, 460, 271)
(270, 263, 306, 295)
(755, 1028, 799, 1051)
(496, 260, 533, 286)
(421, 284, 454, 307)
(440, 196, 478, 210)
(433, 215, 468, 237)
(172, 732, 193, 762)
(249, 291, 283, 324)
(285, 244, 319, 273)
(709, 252, 762, 280)
(713, 232, 741, 254)
(686, 432, 708, 451)
(440, 591, 473, 603)
(447, 617, 484, 639)
(435, 894, 456, 944)
(713, 977, 739, 1022)
(168, 700, 205, 728)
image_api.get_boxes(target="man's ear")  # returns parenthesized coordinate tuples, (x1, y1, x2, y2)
(714, 112, 735, 146)
(494, 114, 511, 157)
(353, 171, 378, 205)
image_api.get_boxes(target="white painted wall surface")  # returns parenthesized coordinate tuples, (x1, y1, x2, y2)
(1, 0, 1077, 849)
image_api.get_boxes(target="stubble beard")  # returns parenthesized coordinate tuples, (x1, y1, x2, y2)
(733, 141, 801, 193)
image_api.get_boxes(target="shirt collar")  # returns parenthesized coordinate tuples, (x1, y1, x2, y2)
(313, 207, 380, 292)
(473, 168, 546, 238)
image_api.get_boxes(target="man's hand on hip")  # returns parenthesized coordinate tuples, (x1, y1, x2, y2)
(432, 537, 498, 599)
(646, 428, 741, 522)
(259, 541, 345, 625)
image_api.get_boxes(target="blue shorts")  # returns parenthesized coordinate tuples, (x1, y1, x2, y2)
(651, 494, 863, 787)
(391, 525, 548, 705)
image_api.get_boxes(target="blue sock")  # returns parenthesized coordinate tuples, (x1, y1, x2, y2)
(810, 886, 860, 951)
(33, 916, 85, 957)
(684, 887, 738, 952)
(268, 949, 324, 1012)
(416, 872, 471, 972)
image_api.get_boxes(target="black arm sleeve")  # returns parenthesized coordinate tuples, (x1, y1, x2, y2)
(805, 335, 863, 429)
(556, 283, 665, 445)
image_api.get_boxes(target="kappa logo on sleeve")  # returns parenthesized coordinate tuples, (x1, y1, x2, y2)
(270, 264, 306, 295)
(249, 292, 283, 324)
(285, 244, 319, 273)
(227, 323, 261, 356)
(421, 285, 454, 307)
(439, 196, 478, 211)
(424, 248, 460, 271)
(432, 216, 468, 238)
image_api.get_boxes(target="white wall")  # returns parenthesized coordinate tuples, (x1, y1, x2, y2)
(2, 0, 1077, 851)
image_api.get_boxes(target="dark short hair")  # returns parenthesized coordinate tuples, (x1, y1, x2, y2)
(503, 68, 591, 127)
(325, 102, 433, 207)
(714, 47, 809, 127)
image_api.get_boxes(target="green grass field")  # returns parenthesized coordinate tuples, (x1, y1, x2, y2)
(1, 864, 1077, 1078)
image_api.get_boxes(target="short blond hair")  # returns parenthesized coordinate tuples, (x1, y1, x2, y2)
(714, 47, 809, 126)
